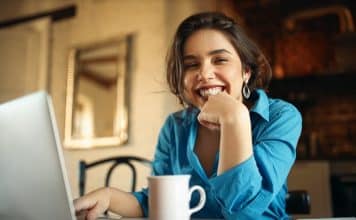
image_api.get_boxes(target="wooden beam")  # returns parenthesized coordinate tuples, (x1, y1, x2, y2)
(0, 5, 76, 29)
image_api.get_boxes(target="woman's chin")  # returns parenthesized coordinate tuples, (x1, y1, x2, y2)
(187, 99, 205, 110)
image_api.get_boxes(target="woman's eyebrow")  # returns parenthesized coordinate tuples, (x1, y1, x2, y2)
(183, 49, 232, 60)
(183, 55, 196, 60)
(208, 49, 232, 55)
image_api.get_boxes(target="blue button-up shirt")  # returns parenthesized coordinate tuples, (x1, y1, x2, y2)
(133, 89, 302, 219)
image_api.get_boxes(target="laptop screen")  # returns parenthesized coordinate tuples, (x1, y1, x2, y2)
(0, 91, 76, 220)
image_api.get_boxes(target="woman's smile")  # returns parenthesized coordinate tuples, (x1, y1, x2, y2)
(197, 84, 225, 98)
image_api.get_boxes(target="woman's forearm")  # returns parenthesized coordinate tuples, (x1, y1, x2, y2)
(108, 187, 143, 217)
(217, 108, 253, 174)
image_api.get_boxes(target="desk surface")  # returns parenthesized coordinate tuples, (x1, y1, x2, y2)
(115, 218, 356, 220)
(99, 216, 356, 220)
(296, 218, 356, 220)
(103, 218, 220, 220)
(99, 217, 356, 220)
(97, 213, 223, 220)
(100, 217, 221, 220)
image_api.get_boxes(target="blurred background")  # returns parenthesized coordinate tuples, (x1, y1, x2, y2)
(0, 0, 355, 218)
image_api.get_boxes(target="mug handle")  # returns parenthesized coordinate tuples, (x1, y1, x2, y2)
(188, 185, 206, 215)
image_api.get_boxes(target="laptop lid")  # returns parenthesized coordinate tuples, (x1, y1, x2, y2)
(0, 91, 75, 220)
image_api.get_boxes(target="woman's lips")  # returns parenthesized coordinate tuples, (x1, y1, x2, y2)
(198, 86, 224, 98)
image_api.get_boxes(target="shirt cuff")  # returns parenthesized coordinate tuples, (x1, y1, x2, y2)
(132, 189, 149, 217)
(208, 156, 262, 214)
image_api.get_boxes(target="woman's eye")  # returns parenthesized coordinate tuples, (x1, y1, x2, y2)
(214, 57, 228, 64)
(184, 63, 199, 70)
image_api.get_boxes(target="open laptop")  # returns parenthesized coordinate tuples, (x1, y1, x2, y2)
(0, 91, 124, 220)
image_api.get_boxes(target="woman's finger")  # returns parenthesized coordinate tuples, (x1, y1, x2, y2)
(87, 204, 104, 220)
(198, 112, 219, 124)
(198, 118, 220, 130)
(74, 197, 91, 212)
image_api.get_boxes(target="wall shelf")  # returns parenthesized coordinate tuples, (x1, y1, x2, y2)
(269, 72, 356, 99)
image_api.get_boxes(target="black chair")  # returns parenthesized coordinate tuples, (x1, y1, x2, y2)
(286, 190, 311, 215)
(79, 156, 152, 196)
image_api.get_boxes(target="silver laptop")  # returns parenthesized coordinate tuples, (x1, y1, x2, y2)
(0, 91, 77, 220)
(0, 92, 129, 220)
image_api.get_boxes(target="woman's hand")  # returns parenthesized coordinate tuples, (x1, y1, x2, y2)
(74, 187, 143, 219)
(198, 92, 253, 174)
(197, 92, 249, 130)
(74, 187, 111, 220)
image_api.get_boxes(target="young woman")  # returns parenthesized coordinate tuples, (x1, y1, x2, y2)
(74, 12, 302, 220)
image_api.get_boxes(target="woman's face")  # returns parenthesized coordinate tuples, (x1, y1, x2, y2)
(182, 29, 249, 109)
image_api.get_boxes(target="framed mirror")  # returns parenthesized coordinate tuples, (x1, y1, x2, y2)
(64, 35, 132, 149)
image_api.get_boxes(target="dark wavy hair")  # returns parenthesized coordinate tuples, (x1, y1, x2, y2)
(166, 12, 272, 105)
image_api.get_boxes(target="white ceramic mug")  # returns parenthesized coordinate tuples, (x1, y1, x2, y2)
(148, 175, 206, 220)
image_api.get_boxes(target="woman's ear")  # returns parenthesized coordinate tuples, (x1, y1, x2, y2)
(243, 67, 251, 82)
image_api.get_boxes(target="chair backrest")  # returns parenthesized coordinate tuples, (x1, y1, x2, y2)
(286, 190, 311, 215)
(79, 156, 151, 196)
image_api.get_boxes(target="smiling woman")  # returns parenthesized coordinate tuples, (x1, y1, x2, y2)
(64, 35, 133, 149)
(73, 12, 302, 220)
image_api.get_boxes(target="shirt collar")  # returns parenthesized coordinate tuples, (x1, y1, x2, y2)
(250, 89, 270, 122)
(178, 107, 199, 127)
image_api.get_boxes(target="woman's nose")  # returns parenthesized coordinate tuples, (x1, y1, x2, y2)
(198, 63, 215, 80)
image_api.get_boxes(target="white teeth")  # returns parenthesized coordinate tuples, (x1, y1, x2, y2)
(199, 87, 222, 98)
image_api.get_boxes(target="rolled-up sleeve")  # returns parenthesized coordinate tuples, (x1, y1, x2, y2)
(132, 188, 149, 216)
(208, 104, 302, 219)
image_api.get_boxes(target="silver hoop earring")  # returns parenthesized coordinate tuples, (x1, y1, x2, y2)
(242, 82, 251, 99)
